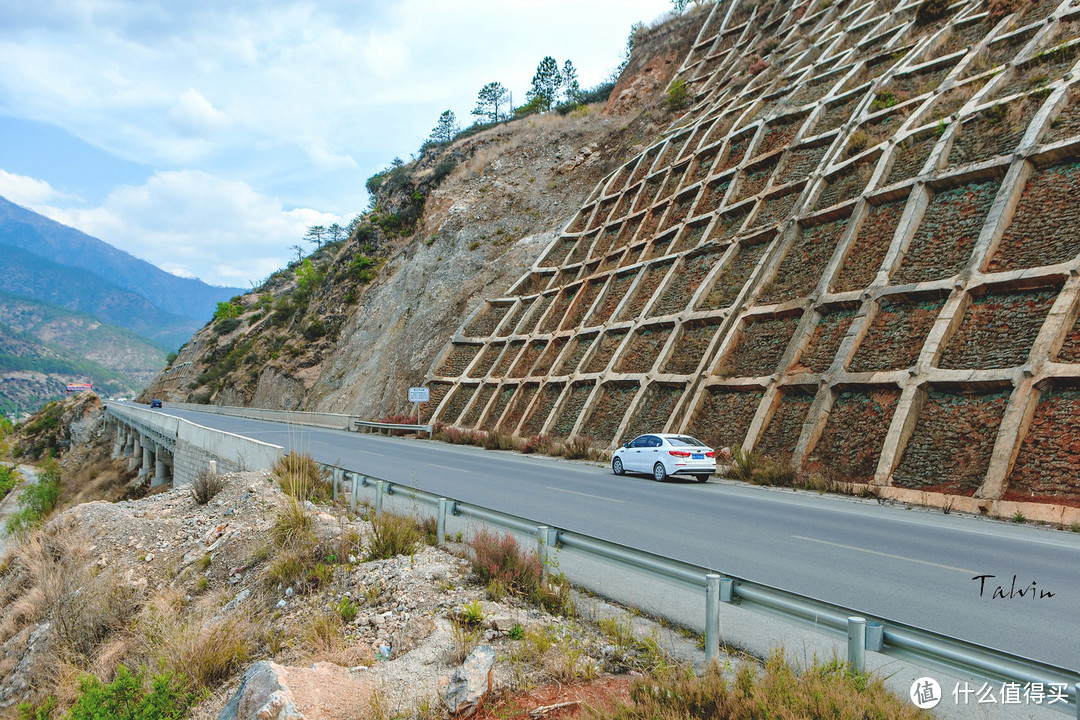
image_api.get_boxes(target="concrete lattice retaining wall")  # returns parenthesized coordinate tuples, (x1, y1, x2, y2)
(427, 0, 1080, 509)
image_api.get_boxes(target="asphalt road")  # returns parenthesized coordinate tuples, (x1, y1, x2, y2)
(154, 405, 1080, 671)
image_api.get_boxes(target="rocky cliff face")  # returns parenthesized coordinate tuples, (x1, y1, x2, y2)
(427, 0, 1080, 512)
(140, 9, 704, 418)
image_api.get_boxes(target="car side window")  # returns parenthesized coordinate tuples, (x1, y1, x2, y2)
(630, 436, 647, 448)
(646, 436, 661, 448)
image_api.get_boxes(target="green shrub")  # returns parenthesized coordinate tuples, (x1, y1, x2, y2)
(65, 665, 196, 720)
(870, 91, 897, 112)
(431, 158, 458, 184)
(303, 320, 326, 342)
(6, 458, 61, 535)
(213, 302, 242, 321)
(17, 696, 57, 720)
(213, 317, 242, 335)
(295, 258, 322, 295)
(271, 298, 295, 325)
(22, 402, 62, 435)
(460, 600, 485, 628)
(0, 464, 18, 502)
(666, 79, 691, 111)
(365, 171, 387, 195)
(337, 597, 358, 623)
(348, 255, 378, 284)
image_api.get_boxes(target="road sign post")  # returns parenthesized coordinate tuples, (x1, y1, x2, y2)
(408, 387, 430, 437)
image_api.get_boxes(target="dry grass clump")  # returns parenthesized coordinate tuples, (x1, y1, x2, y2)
(433, 426, 483, 445)
(273, 451, 330, 501)
(300, 612, 375, 667)
(134, 590, 253, 690)
(590, 650, 930, 720)
(558, 436, 595, 460)
(271, 497, 315, 548)
(191, 468, 226, 505)
(366, 512, 421, 561)
(481, 430, 519, 451)
(556, 436, 610, 463)
(52, 569, 140, 661)
(727, 449, 796, 487)
(170, 616, 252, 688)
(0, 526, 141, 665)
(521, 434, 555, 454)
(60, 451, 134, 509)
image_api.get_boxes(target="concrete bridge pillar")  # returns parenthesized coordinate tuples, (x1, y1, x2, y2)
(112, 426, 124, 458)
(128, 433, 142, 471)
(123, 428, 135, 457)
(152, 443, 171, 487)
(139, 436, 153, 477)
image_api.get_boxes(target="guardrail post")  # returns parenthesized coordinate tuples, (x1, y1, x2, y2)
(332, 468, 343, 502)
(705, 574, 721, 662)
(437, 498, 450, 545)
(374, 481, 385, 515)
(537, 527, 558, 581)
(537, 527, 550, 581)
(350, 473, 359, 512)
(847, 617, 866, 673)
(209, 460, 217, 475)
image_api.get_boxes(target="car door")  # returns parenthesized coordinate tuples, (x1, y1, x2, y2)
(624, 436, 647, 472)
(643, 435, 663, 471)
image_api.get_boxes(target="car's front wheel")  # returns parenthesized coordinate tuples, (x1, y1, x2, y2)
(612, 457, 625, 476)
(653, 462, 668, 482)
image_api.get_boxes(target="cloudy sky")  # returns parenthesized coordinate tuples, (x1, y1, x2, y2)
(0, 0, 674, 288)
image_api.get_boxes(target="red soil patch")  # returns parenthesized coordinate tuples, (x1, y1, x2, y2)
(473, 677, 633, 720)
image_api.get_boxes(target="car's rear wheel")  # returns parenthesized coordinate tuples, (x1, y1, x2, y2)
(653, 462, 668, 482)
(612, 457, 625, 476)
(695, 474, 710, 483)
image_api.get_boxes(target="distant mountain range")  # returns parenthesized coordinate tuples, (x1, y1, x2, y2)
(0, 194, 243, 414)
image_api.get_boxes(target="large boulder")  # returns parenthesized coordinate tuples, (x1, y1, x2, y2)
(443, 645, 495, 717)
(217, 661, 374, 720)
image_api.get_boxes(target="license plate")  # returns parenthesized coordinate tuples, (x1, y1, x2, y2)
(692, 453, 704, 460)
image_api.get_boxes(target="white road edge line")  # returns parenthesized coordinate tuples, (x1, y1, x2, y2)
(428, 463, 460, 472)
(547, 487, 624, 503)
(792, 534, 977, 575)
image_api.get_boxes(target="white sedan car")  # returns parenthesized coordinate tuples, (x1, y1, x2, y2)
(611, 433, 716, 482)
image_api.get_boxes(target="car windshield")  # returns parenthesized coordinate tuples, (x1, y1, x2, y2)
(668, 436, 706, 447)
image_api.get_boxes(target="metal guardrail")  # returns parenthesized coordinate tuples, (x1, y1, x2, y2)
(321, 465, 1080, 718)
(117, 400, 1078, 715)
(353, 420, 434, 434)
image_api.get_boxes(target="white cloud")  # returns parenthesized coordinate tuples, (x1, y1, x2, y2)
(37, 170, 341, 287)
(0, 0, 673, 281)
(168, 88, 232, 138)
(0, 169, 74, 206)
